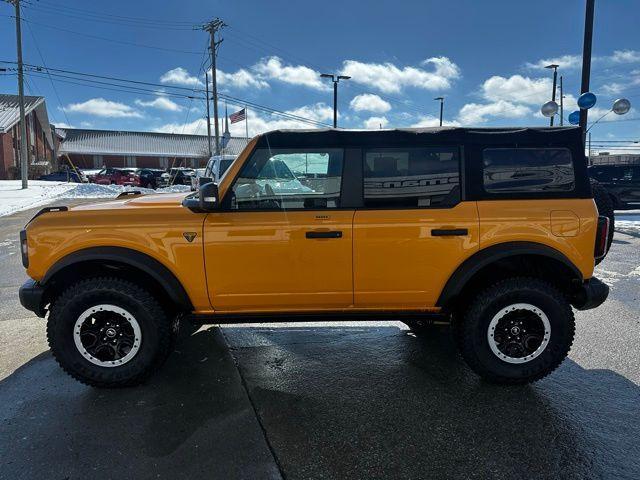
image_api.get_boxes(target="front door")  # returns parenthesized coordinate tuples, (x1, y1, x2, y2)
(353, 146, 479, 308)
(204, 147, 353, 312)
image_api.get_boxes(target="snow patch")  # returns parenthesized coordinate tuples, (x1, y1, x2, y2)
(0, 180, 191, 218)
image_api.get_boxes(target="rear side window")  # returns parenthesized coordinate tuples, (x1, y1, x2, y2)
(363, 147, 460, 208)
(590, 167, 614, 182)
(483, 148, 574, 193)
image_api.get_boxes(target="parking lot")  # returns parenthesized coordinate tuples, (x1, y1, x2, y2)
(1, 200, 639, 480)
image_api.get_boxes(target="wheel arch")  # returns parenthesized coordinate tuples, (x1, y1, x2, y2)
(436, 242, 583, 310)
(41, 246, 193, 312)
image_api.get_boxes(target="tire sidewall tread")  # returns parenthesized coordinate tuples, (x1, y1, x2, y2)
(456, 277, 575, 385)
(47, 277, 174, 388)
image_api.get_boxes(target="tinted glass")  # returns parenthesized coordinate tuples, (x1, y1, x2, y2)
(219, 159, 234, 176)
(231, 148, 343, 210)
(590, 167, 614, 182)
(363, 147, 460, 208)
(483, 148, 574, 193)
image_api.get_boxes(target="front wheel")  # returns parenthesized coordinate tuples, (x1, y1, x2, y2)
(455, 277, 575, 385)
(47, 277, 176, 387)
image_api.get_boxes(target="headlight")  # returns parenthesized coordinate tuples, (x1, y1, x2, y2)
(19, 229, 29, 268)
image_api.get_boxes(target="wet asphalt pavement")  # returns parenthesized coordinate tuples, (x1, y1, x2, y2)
(0, 201, 639, 480)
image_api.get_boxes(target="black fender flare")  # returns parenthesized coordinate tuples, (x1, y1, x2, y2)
(436, 242, 583, 308)
(41, 246, 193, 311)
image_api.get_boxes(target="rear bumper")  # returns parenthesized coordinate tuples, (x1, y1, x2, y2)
(572, 277, 609, 311)
(19, 279, 47, 318)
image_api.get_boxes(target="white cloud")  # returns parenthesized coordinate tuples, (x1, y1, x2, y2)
(481, 75, 552, 105)
(156, 118, 208, 135)
(286, 103, 334, 123)
(526, 54, 582, 70)
(53, 122, 74, 129)
(216, 68, 269, 89)
(349, 93, 391, 113)
(63, 98, 142, 118)
(135, 96, 183, 112)
(600, 82, 626, 95)
(410, 115, 460, 128)
(253, 56, 327, 90)
(160, 67, 203, 87)
(458, 100, 531, 125)
(340, 56, 460, 94)
(611, 50, 640, 63)
(157, 103, 334, 137)
(363, 116, 389, 129)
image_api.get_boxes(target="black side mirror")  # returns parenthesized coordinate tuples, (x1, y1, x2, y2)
(199, 182, 219, 211)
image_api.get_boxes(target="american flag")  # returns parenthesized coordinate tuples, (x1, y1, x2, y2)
(229, 108, 246, 124)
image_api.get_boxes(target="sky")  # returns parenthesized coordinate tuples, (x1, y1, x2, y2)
(1, 0, 639, 154)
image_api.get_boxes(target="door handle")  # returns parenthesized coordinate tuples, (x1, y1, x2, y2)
(306, 230, 343, 239)
(431, 228, 468, 237)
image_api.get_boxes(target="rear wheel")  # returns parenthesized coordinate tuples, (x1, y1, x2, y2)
(47, 277, 176, 387)
(455, 277, 574, 384)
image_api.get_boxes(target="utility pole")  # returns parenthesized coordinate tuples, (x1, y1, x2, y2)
(588, 132, 592, 165)
(8, 0, 29, 188)
(434, 97, 444, 126)
(579, 0, 595, 135)
(559, 76, 564, 126)
(545, 64, 559, 127)
(205, 71, 212, 157)
(202, 18, 225, 155)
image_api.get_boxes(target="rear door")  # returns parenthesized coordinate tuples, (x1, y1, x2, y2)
(353, 146, 479, 308)
(204, 147, 354, 312)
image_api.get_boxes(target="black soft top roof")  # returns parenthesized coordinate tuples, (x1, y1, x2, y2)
(255, 126, 584, 149)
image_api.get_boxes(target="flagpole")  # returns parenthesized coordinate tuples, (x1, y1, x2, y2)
(245, 105, 249, 141)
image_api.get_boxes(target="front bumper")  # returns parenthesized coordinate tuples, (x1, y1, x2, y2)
(572, 277, 609, 311)
(19, 279, 47, 318)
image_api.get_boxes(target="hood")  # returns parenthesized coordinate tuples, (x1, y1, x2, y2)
(70, 192, 191, 212)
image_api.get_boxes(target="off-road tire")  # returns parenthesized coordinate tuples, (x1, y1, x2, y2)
(591, 178, 615, 264)
(47, 277, 176, 388)
(455, 277, 575, 385)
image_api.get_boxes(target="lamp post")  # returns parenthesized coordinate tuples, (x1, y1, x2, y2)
(320, 73, 350, 128)
(434, 97, 444, 126)
(545, 64, 559, 126)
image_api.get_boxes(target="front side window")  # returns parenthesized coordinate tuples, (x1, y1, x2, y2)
(230, 148, 343, 210)
(363, 147, 460, 208)
(483, 148, 574, 193)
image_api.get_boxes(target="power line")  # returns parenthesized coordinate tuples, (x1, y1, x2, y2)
(22, 12, 71, 125)
(22, 2, 196, 30)
(33, 0, 201, 26)
(5, 61, 332, 128)
(2, 16, 203, 55)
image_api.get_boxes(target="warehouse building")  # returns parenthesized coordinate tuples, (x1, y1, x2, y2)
(57, 128, 250, 170)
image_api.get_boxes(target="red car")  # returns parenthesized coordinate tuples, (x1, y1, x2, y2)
(91, 167, 140, 186)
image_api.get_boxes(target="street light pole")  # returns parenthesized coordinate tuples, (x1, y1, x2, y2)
(434, 97, 444, 126)
(545, 64, 559, 127)
(559, 75, 564, 126)
(332, 80, 338, 128)
(320, 73, 351, 128)
(579, 0, 596, 135)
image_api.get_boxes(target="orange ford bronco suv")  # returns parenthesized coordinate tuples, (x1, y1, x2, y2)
(19, 127, 610, 387)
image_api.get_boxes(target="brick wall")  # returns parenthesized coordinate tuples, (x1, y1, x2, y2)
(0, 132, 15, 180)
